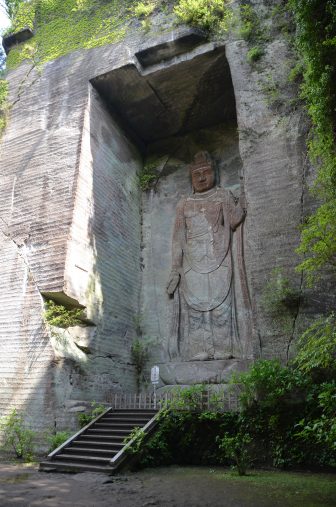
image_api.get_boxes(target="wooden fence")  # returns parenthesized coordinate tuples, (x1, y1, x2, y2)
(105, 388, 240, 412)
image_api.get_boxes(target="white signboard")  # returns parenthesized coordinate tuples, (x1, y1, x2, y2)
(151, 365, 160, 384)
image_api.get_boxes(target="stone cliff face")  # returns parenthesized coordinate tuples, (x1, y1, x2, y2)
(0, 1, 331, 439)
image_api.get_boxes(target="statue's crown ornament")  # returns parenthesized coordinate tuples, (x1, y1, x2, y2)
(189, 151, 213, 173)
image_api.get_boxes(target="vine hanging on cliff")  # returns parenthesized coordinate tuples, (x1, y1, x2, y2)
(289, 0, 336, 282)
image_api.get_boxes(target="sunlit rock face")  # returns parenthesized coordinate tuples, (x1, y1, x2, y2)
(0, 4, 327, 440)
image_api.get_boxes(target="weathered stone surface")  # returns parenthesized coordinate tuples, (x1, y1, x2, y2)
(166, 151, 251, 367)
(135, 27, 206, 67)
(0, 2, 332, 439)
(91, 45, 235, 144)
(159, 360, 251, 385)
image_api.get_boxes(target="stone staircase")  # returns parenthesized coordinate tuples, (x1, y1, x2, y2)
(40, 408, 158, 474)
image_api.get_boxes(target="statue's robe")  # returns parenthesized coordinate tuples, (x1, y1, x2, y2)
(170, 187, 245, 361)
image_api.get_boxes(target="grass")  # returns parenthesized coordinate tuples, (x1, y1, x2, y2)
(211, 468, 336, 506)
(138, 466, 336, 506)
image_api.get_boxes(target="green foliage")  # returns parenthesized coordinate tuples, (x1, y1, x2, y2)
(288, 61, 304, 83)
(294, 314, 336, 375)
(46, 430, 71, 452)
(288, 0, 336, 281)
(247, 45, 263, 63)
(270, 2, 295, 37)
(231, 323, 336, 469)
(0, 409, 35, 461)
(232, 359, 307, 410)
(136, 408, 240, 468)
(128, 326, 336, 471)
(77, 402, 106, 428)
(132, 1, 156, 18)
(173, 0, 232, 33)
(124, 425, 146, 453)
(131, 337, 151, 391)
(296, 381, 336, 455)
(238, 4, 261, 42)
(262, 267, 299, 313)
(6, 0, 133, 69)
(296, 201, 336, 284)
(2, 0, 23, 21)
(43, 300, 84, 328)
(165, 385, 209, 411)
(0, 78, 9, 137)
(139, 162, 158, 191)
(10, 0, 36, 32)
(218, 432, 252, 475)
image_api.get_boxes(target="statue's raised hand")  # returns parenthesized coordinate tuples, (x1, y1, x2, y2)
(167, 270, 180, 295)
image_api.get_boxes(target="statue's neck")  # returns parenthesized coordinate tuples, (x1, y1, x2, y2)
(192, 187, 218, 199)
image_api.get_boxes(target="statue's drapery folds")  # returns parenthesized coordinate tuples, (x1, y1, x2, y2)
(167, 152, 250, 362)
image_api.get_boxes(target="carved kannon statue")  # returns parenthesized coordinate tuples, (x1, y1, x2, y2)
(167, 151, 247, 362)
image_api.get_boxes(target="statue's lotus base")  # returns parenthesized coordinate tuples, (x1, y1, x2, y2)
(158, 359, 252, 386)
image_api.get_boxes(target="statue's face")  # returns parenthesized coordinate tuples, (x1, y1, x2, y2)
(191, 164, 215, 193)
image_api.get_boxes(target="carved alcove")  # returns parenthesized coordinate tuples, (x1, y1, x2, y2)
(91, 32, 252, 387)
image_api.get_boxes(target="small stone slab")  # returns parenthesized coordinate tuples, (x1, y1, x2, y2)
(3, 28, 34, 54)
(135, 28, 207, 67)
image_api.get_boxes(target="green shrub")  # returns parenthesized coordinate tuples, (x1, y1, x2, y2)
(0, 79, 9, 137)
(232, 359, 307, 410)
(46, 430, 71, 452)
(139, 163, 158, 191)
(288, 61, 304, 83)
(0, 409, 35, 461)
(43, 300, 84, 328)
(294, 314, 336, 376)
(78, 402, 106, 428)
(137, 409, 239, 468)
(247, 46, 263, 63)
(131, 338, 151, 391)
(132, 1, 156, 18)
(296, 381, 336, 457)
(218, 432, 252, 475)
(231, 324, 336, 469)
(238, 4, 260, 41)
(124, 426, 145, 453)
(173, 0, 232, 32)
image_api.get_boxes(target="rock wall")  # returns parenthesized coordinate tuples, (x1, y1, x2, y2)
(0, 38, 144, 438)
(0, 1, 330, 436)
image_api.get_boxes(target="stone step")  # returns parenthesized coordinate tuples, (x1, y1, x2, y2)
(94, 422, 146, 429)
(85, 428, 133, 435)
(100, 416, 151, 423)
(110, 410, 157, 414)
(72, 440, 124, 448)
(78, 434, 126, 442)
(62, 447, 119, 457)
(40, 460, 114, 474)
(40, 409, 158, 474)
(54, 454, 111, 465)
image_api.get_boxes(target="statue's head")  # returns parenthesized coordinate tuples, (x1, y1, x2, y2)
(189, 151, 215, 193)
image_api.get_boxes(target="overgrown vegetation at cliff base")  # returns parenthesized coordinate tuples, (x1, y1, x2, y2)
(0, 409, 36, 461)
(131, 318, 336, 472)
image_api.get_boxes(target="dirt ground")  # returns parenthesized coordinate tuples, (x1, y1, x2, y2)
(0, 463, 335, 507)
